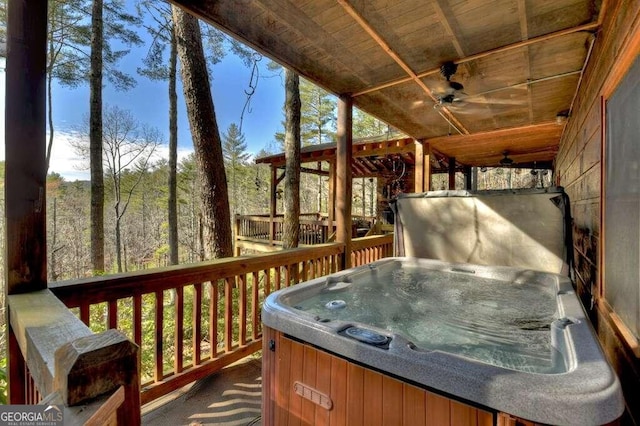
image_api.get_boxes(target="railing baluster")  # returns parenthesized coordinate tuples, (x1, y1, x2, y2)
(224, 277, 234, 353)
(276, 266, 282, 290)
(80, 303, 90, 326)
(193, 283, 202, 366)
(285, 264, 291, 287)
(133, 294, 142, 349)
(154, 290, 164, 382)
(8, 326, 26, 404)
(108, 300, 118, 329)
(175, 287, 184, 374)
(239, 274, 247, 346)
(210, 281, 219, 359)
(264, 269, 271, 296)
(252, 271, 260, 340)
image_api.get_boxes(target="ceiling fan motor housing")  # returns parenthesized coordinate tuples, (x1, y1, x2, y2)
(440, 61, 458, 81)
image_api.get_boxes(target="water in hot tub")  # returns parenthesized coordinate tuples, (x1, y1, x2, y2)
(293, 265, 564, 373)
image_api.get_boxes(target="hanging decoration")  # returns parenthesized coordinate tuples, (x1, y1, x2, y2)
(239, 52, 263, 134)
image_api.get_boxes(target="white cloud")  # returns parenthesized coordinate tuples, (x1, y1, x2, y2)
(48, 131, 89, 180)
(2, 127, 195, 182)
(47, 133, 195, 181)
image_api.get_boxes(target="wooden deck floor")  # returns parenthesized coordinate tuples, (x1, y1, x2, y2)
(142, 356, 263, 426)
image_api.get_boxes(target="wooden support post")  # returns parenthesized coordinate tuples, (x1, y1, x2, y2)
(464, 166, 472, 190)
(5, 0, 48, 296)
(336, 94, 353, 269)
(269, 166, 277, 245)
(448, 157, 456, 190)
(415, 141, 432, 192)
(6, 0, 48, 405)
(328, 160, 336, 233)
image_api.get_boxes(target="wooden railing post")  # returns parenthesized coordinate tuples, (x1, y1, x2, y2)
(9, 290, 141, 424)
(55, 330, 140, 425)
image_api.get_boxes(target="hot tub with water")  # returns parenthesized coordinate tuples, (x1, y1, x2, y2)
(262, 188, 623, 425)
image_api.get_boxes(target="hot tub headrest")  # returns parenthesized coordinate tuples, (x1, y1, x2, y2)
(391, 187, 573, 275)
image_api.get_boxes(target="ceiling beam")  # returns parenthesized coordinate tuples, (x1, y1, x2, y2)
(428, 121, 560, 146)
(353, 21, 600, 97)
(517, 0, 534, 123)
(433, 0, 466, 58)
(336, 0, 470, 135)
(299, 167, 329, 176)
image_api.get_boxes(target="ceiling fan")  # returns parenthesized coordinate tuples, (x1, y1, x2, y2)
(433, 61, 465, 106)
(431, 61, 525, 113)
(499, 151, 514, 166)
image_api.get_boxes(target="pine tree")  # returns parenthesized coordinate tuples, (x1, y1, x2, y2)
(172, 6, 233, 259)
(222, 123, 250, 217)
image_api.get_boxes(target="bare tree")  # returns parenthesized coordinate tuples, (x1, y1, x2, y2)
(102, 106, 160, 272)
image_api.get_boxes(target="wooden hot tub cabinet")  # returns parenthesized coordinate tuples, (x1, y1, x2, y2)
(262, 326, 557, 426)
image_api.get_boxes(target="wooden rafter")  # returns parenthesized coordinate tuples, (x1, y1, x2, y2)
(336, 0, 470, 135)
(352, 21, 600, 98)
(433, 0, 466, 58)
(517, 0, 535, 123)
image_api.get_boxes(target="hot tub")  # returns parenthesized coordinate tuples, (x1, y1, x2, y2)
(262, 188, 624, 425)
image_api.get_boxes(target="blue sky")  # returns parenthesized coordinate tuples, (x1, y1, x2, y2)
(52, 49, 286, 155)
(0, 9, 288, 181)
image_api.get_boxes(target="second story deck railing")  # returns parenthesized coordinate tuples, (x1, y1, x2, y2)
(48, 234, 393, 406)
(235, 213, 377, 247)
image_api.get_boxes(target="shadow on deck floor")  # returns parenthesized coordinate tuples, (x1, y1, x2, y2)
(142, 356, 263, 426)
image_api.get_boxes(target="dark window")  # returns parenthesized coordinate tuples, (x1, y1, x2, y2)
(604, 54, 640, 340)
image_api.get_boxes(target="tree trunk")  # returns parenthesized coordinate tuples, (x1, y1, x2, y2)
(282, 69, 301, 250)
(115, 210, 122, 273)
(51, 198, 58, 281)
(90, 0, 105, 273)
(168, 24, 179, 265)
(46, 51, 54, 173)
(173, 6, 233, 259)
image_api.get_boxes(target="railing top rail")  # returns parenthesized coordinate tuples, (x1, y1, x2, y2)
(50, 243, 345, 306)
(350, 234, 394, 250)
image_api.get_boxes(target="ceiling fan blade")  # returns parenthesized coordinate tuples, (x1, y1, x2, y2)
(461, 95, 527, 105)
(442, 103, 494, 115)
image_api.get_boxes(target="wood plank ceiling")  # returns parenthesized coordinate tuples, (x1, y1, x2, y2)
(171, 0, 602, 169)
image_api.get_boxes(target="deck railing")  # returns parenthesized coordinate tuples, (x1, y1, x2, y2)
(351, 234, 394, 266)
(47, 235, 392, 406)
(50, 243, 344, 404)
(235, 214, 376, 247)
